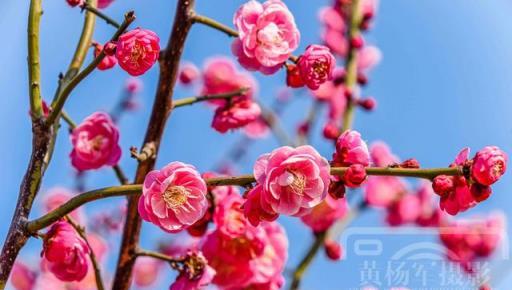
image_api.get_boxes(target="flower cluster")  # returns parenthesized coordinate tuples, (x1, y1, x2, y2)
(433, 147, 507, 215)
(232, 0, 300, 75)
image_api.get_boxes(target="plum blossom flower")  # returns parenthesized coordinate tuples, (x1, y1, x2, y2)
(297, 45, 336, 90)
(232, 0, 300, 74)
(133, 257, 162, 288)
(244, 184, 279, 227)
(42, 221, 90, 282)
(300, 195, 348, 233)
(10, 261, 36, 290)
(212, 100, 262, 133)
(471, 146, 507, 186)
(250, 146, 331, 220)
(178, 62, 200, 85)
(116, 28, 160, 76)
(170, 261, 215, 290)
(357, 45, 382, 73)
(98, 0, 115, 9)
(243, 118, 270, 139)
(93, 42, 117, 71)
(70, 112, 121, 171)
(138, 162, 208, 233)
(333, 130, 370, 167)
(43, 187, 83, 223)
(67, 0, 82, 7)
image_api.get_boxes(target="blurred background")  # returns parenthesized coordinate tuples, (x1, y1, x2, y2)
(1, 0, 512, 289)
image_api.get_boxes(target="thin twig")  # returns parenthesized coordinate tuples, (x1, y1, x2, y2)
(172, 88, 249, 109)
(28, 0, 43, 120)
(81, 2, 121, 28)
(66, 217, 105, 290)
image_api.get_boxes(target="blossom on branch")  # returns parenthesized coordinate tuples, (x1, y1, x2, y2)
(116, 28, 160, 76)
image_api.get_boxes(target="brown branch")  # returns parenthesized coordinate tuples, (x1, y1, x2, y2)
(111, 1, 197, 289)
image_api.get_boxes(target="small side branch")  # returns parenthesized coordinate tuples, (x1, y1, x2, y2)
(81, 2, 121, 28)
(28, 0, 43, 119)
(172, 88, 249, 109)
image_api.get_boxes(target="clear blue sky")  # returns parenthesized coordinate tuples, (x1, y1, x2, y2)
(1, 0, 512, 289)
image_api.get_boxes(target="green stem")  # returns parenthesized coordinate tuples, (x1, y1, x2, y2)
(67, 217, 105, 290)
(136, 249, 184, 265)
(341, 0, 362, 132)
(27, 166, 462, 233)
(172, 88, 249, 109)
(28, 0, 43, 119)
(47, 11, 135, 126)
(81, 2, 121, 28)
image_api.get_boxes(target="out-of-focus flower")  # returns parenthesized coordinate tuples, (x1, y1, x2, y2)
(301, 195, 348, 233)
(133, 257, 162, 288)
(178, 62, 200, 85)
(10, 261, 36, 290)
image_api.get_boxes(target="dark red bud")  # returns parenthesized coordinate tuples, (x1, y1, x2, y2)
(286, 64, 305, 88)
(350, 35, 364, 49)
(399, 158, 420, 169)
(358, 97, 376, 111)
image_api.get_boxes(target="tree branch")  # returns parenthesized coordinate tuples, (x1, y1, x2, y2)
(172, 88, 249, 109)
(26, 166, 461, 233)
(136, 249, 184, 265)
(28, 0, 43, 120)
(81, 2, 121, 28)
(111, 1, 196, 288)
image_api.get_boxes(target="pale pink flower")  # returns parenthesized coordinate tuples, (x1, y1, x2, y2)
(201, 57, 258, 106)
(43, 187, 83, 223)
(357, 46, 382, 73)
(125, 77, 143, 94)
(232, 0, 300, 74)
(70, 112, 121, 171)
(32, 272, 67, 290)
(365, 176, 408, 207)
(301, 195, 348, 233)
(97, 0, 114, 9)
(253, 145, 331, 217)
(178, 62, 200, 85)
(319, 6, 346, 31)
(471, 146, 507, 186)
(244, 118, 270, 139)
(333, 130, 370, 167)
(370, 141, 399, 167)
(10, 261, 36, 290)
(116, 28, 160, 76)
(42, 221, 90, 282)
(211, 100, 261, 133)
(322, 27, 349, 57)
(297, 45, 336, 90)
(93, 42, 117, 71)
(361, 0, 379, 19)
(133, 257, 162, 287)
(138, 162, 208, 233)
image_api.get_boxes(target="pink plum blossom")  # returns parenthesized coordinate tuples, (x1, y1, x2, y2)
(251, 145, 331, 218)
(138, 162, 208, 233)
(116, 28, 160, 76)
(178, 62, 200, 85)
(301, 195, 348, 233)
(211, 99, 262, 133)
(70, 112, 121, 171)
(10, 261, 36, 290)
(471, 146, 507, 186)
(232, 0, 300, 74)
(42, 221, 90, 282)
(357, 45, 382, 73)
(243, 118, 270, 139)
(93, 42, 117, 71)
(297, 44, 336, 90)
(333, 130, 370, 167)
(133, 257, 162, 288)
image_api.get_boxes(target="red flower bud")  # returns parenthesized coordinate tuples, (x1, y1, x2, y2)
(350, 35, 364, 49)
(324, 239, 343, 261)
(328, 180, 346, 200)
(323, 122, 340, 140)
(344, 164, 367, 188)
(432, 175, 454, 197)
(358, 97, 376, 111)
(399, 158, 420, 169)
(104, 42, 117, 56)
(286, 64, 305, 88)
(357, 73, 368, 86)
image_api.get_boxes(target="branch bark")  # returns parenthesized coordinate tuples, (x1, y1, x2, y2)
(111, 1, 196, 288)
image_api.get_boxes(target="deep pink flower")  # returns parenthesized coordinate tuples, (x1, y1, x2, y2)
(70, 112, 121, 171)
(134, 257, 162, 287)
(432, 175, 454, 196)
(357, 45, 382, 73)
(43, 187, 83, 223)
(244, 185, 279, 227)
(116, 28, 160, 76)
(344, 164, 367, 188)
(232, 0, 300, 74)
(286, 64, 305, 88)
(333, 130, 370, 167)
(211, 100, 261, 133)
(67, 0, 82, 7)
(201, 57, 258, 106)
(179, 62, 200, 85)
(301, 195, 348, 233)
(213, 193, 253, 237)
(138, 162, 208, 233)
(365, 176, 408, 207)
(170, 262, 215, 290)
(310, 68, 346, 102)
(93, 42, 117, 71)
(415, 181, 445, 227)
(10, 262, 36, 290)
(42, 221, 90, 282)
(471, 146, 507, 186)
(97, 0, 114, 9)
(253, 145, 331, 217)
(297, 45, 336, 90)
(324, 239, 343, 261)
(386, 194, 421, 226)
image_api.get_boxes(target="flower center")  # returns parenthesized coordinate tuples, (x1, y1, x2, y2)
(90, 135, 105, 151)
(130, 42, 146, 67)
(492, 161, 504, 177)
(287, 170, 306, 195)
(313, 61, 328, 77)
(162, 186, 188, 209)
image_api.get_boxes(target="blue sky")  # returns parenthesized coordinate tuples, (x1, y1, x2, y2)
(1, 0, 512, 289)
